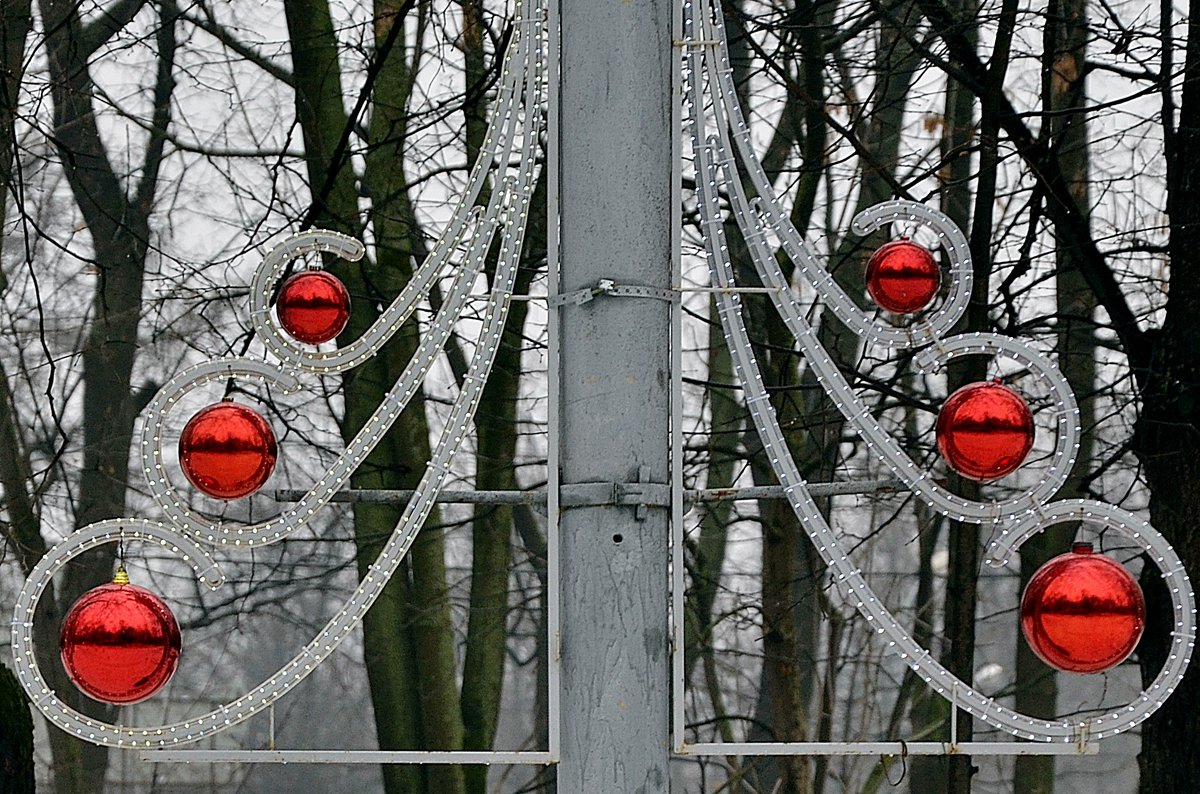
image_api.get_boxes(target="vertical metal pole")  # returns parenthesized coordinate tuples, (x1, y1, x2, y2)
(669, 0, 685, 759)
(545, 0, 563, 768)
(557, 0, 673, 790)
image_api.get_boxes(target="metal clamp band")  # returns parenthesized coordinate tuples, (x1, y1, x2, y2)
(550, 278, 677, 307)
(559, 467, 670, 520)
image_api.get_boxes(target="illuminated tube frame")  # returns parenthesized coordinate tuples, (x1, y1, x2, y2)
(10, 0, 544, 749)
(684, 0, 1195, 746)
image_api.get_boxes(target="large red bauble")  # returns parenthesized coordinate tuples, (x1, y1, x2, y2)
(276, 270, 351, 344)
(60, 580, 181, 705)
(935, 380, 1034, 482)
(865, 239, 940, 314)
(179, 402, 277, 499)
(1021, 543, 1145, 674)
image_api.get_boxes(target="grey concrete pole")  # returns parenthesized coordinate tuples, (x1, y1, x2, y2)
(556, 0, 674, 790)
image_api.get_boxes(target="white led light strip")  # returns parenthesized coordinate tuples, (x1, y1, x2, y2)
(727, 198, 1080, 521)
(249, 5, 538, 375)
(11, 0, 544, 748)
(143, 229, 489, 548)
(694, 1, 971, 349)
(687, 0, 1194, 744)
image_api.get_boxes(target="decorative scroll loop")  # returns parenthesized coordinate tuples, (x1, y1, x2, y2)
(687, 0, 1194, 744)
(11, 0, 545, 748)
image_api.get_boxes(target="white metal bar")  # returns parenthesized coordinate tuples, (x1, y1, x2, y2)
(678, 742, 1100, 757)
(470, 287, 794, 298)
(690, 480, 903, 500)
(670, 0, 685, 756)
(683, 286, 788, 293)
(140, 750, 557, 765)
(545, 0, 562, 765)
(467, 293, 547, 301)
(951, 682, 959, 745)
(272, 479, 906, 505)
(272, 488, 546, 504)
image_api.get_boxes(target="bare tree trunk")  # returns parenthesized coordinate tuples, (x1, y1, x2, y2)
(914, 1, 1015, 791)
(739, 4, 919, 792)
(0, 663, 33, 794)
(881, 383, 944, 794)
(33, 2, 177, 790)
(684, 316, 741, 687)
(1135, 4, 1200, 791)
(1014, 1, 1092, 790)
(286, 3, 472, 792)
(0, 0, 38, 570)
(941, 201, 988, 794)
(907, 22, 978, 794)
(461, 179, 545, 794)
(729, 5, 815, 786)
(941, 0, 1016, 776)
(457, 13, 547, 793)
(915, 8, 975, 786)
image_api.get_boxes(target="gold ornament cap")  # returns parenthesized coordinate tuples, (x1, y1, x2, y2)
(112, 566, 129, 586)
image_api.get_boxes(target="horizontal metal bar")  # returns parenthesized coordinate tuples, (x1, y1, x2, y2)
(464, 286, 798, 300)
(683, 286, 789, 293)
(140, 750, 557, 765)
(559, 481, 672, 510)
(272, 488, 545, 505)
(467, 293, 547, 301)
(677, 742, 1099, 757)
(272, 479, 904, 506)
(695, 479, 904, 500)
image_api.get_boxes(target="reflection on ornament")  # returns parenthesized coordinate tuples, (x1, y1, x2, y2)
(179, 402, 277, 499)
(276, 270, 351, 345)
(1021, 542, 1145, 674)
(865, 238, 940, 314)
(935, 380, 1034, 482)
(59, 569, 181, 705)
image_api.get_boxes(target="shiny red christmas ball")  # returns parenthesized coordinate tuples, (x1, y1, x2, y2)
(935, 380, 1035, 482)
(60, 575, 181, 705)
(179, 401, 277, 499)
(865, 239, 940, 314)
(1021, 543, 1145, 674)
(276, 270, 351, 345)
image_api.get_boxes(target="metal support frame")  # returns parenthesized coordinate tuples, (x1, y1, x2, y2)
(14, 0, 1195, 778)
(141, 751, 557, 765)
(671, 0, 1194, 762)
(271, 479, 905, 506)
(678, 743, 1099, 758)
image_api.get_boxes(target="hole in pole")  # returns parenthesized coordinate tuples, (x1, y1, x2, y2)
(612, 533, 624, 544)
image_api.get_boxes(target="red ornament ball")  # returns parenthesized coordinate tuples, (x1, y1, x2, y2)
(179, 402, 277, 500)
(1021, 543, 1145, 674)
(59, 576, 181, 705)
(865, 238, 940, 314)
(276, 270, 351, 345)
(935, 380, 1035, 482)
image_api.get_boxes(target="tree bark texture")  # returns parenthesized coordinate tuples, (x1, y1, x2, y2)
(1136, 6, 1200, 791)
(1014, 0, 1093, 790)
(0, 663, 34, 794)
(33, 1, 177, 790)
(285, 3, 545, 792)
(741, 4, 920, 791)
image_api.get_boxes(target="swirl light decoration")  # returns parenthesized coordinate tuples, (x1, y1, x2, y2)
(11, 0, 545, 749)
(683, 0, 1193, 747)
(10, 0, 1195, 764)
